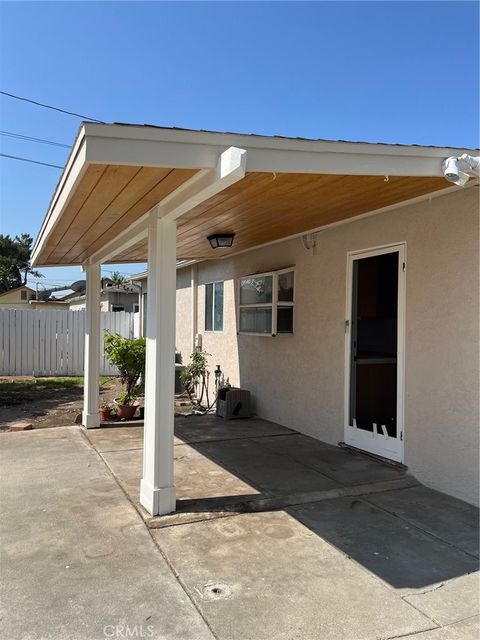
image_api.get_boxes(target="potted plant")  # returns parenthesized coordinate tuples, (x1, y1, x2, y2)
(115, 391, 139, 420)
(104, 331, 146, 421)
(99, 403, 112, 422)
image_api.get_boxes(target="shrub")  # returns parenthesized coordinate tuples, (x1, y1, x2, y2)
(104, 331, 146, 405)
(180, 350, 210, 409)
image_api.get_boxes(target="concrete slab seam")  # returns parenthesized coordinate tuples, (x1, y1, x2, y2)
(383, 614, 479, 639)
(78, 428, 220, 640)
(174, 430, 298, 446)
(360, 494, 480, 561)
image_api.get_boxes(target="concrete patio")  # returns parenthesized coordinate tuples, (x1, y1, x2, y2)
(1, 416, 479, 640)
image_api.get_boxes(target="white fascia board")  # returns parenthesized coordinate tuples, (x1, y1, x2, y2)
(83, 122, 478, 176)
(85, 147, 247, 266)
(31, 128, 88, 266)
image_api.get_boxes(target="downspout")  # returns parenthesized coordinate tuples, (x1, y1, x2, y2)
(191, 264, 198, 351)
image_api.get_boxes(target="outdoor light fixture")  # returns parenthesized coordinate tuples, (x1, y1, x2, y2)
(442, 154, 480, 187)
(207, 233, 235, 249)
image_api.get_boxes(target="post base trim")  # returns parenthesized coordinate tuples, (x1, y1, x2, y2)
(140, 479, 176, 516)
(82, 411, 100, 429)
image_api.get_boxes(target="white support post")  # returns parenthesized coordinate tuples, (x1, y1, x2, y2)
(140, 214, 177, 516)
(82, 263, 101, 428)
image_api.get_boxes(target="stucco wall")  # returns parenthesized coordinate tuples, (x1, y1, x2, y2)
(176, 268, 193, 364)
(177, 187, 479, 506)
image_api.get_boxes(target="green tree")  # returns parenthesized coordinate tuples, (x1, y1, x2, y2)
(109, 270, 129, 287)
(0, 234, 43, 293)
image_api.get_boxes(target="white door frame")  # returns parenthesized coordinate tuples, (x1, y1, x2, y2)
(344, 242, 406, 463)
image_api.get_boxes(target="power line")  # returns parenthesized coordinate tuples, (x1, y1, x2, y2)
(29, 277, 79, 282)
(0, 90, 104, 123)
(0, 152, 63, 169)
(0, 130, 70, 148)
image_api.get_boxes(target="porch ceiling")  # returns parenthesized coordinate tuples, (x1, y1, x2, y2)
(32, 123, 471, 267)
(115, 172, 447, 262)
(36, 164, 197, 266)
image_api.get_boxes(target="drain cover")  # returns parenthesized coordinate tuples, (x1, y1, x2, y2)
(197, 581, 232, 601)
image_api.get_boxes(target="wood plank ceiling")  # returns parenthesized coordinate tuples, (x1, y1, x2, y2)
(37, 165, 448, 266)
(39, 164, 197, 266)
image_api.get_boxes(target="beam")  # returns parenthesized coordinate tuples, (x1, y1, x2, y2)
(160, 146, 247, 220)
(86, 214, 149, 267)
(81, 263, 101, 428)
(85, 146, 247, 266)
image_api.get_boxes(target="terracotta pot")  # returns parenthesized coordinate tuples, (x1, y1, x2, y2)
(116, 404, 138, 420)
(99, 408, 112, 422)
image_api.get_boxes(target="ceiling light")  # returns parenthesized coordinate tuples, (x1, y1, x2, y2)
(207, 233, 235, 249)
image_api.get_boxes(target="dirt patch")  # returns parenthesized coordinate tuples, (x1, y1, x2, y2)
(0, 377, 194, 430)
(0, 377, 123, 430)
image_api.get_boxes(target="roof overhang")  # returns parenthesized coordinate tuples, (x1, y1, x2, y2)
(32, 123, 478, 267)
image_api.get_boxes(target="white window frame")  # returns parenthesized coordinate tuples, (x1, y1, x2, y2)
(204, 280, 224, 333)
(133, 303, 140, 313)
(237, 267, 295, 337)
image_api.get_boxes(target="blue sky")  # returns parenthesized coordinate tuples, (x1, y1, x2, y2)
(0, 1, 478, 289)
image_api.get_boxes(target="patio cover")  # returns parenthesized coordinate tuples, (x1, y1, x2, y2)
(31, 123, 472, 268)
(31, 124, 477, 517)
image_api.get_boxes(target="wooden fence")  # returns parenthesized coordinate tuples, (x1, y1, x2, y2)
(0, 309, 137, 377)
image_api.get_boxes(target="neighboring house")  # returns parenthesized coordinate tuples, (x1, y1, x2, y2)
(0, 285, 67, 310)
(63, 278, 140, 312)
(30, 123, 479, 515)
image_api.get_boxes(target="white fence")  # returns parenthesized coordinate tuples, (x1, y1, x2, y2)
(0, 309, 137, 377)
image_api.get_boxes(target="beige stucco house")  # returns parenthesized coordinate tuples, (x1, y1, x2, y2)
(30, 123, 479, 515)
(132, 185, 479, 507)
(0, 285, 67, 310)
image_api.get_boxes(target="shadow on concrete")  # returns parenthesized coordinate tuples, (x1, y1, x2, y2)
(87, 414, 479, 592)
(173, 414, 479, 591)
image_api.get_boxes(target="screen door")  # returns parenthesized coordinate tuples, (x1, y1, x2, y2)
(344, 245, 405, 462)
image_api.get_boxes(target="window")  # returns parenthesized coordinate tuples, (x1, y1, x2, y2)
(238, 268, 294, 336)
(21, 290, 27, 300)
(133, 304, 140, 313)
(205, 281, 224, 332)
(111, 305, 125, 312)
